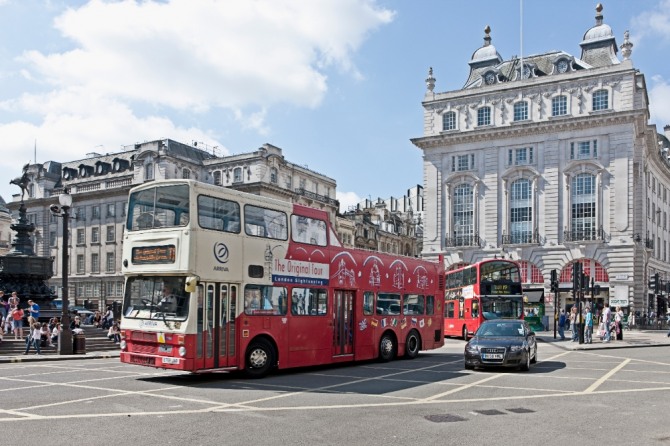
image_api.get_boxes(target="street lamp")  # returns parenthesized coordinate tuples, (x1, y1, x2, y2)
(50, 188, 73, 355)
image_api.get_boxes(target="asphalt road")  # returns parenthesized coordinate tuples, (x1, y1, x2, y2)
(2, 339, 669, 446)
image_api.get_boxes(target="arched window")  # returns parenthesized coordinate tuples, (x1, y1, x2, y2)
(513, 101, 528, 121)
(233, 167, 242, 183)
(571, 173, 596, 240)
(270, 167, 278, 184)
(510, 179, 532, 243)
(145, 163, 154, 181)
(592, 89, 609, 111)
(477, 107, 491, 126)
(453, 184, 474, 243)
(182, 168, 191, 179)
(552, 95, 567, 116)
(442, 111, 456, 131)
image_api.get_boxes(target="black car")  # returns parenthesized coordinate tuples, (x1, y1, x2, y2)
(464, 320, 537, 371)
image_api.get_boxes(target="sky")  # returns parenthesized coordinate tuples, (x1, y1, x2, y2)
(1, 0, 669, 212)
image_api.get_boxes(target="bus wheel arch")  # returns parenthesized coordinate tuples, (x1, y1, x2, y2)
(244, 336, 277, 379)
(378, 331, 397, 362)
(404, 329, 421, 359)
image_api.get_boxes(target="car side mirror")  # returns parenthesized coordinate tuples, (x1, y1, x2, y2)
(528, 331, 535, 337)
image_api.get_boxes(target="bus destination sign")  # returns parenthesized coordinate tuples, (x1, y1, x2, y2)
(490, 283, 511, 295)
(132, 245, 176, 264)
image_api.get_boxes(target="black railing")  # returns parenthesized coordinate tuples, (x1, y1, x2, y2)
(445, 233, 481, 247)
(563, 226, 610, 242)
(501, 229, 541, 245)
(294, 188, 339, 206)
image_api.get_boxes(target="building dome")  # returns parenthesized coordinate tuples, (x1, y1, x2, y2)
(469, 25, 502, 65)
(582, 22, 614, 44)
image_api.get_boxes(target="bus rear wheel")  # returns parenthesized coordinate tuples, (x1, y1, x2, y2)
(378, 333, 396, 362)
(245, 339, 275, 378)
(404, 330, 421, 359)
(462, 326, 469, 341)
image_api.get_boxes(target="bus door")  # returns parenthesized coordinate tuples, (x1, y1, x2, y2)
(333, 290, 354, 356)
(195, 283, 217, 370)
(216, 284, 238, 369)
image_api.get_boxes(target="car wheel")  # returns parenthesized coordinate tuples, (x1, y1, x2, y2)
(462, 326, 468, 341)
(244, 338, 275, 379)
(520, 349, 531, 371)
(404, 330, 420, 359)
(379, 333, 396, 362)
(530, 345, 537, 364)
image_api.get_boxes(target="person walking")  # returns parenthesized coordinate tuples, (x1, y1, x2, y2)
(584, 306, 593, 344)
(666, 312, 670, 337)
(602, 306, 612, 343)
(570, 306, 578, 342)
(27, 299, 40, 321)
(11, 306, 24, 340)
(24, 322, 42, 355)
(558, 309, 566, 341)
(615, 306, 624, 340)
(628, 311, 635, 330)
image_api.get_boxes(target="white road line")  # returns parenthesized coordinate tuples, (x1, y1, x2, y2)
(584, 358, 630, 393)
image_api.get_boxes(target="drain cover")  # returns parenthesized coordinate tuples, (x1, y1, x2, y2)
(425, 414, 467, 423)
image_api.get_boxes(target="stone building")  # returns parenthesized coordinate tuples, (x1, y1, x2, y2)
(412, 4, 668, 316)
(4, 139, 337, 310)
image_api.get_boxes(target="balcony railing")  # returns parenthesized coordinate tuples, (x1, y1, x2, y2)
(563, 226, 610, 242)
(445, 233, 482, 248)
(501, 229, 541, 245)
(294, 188, 338, 207)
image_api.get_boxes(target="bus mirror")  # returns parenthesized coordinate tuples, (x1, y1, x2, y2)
(185, 276, 200, 293)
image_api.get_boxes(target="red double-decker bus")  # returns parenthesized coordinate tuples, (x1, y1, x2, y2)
(119, 180, 445, 377)
(444, 259, 524, 339)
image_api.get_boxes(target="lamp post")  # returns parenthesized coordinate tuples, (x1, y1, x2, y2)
(51, 189, 73, 355)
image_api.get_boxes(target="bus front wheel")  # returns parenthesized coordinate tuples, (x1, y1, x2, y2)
(462, 326, 469, 341)
(245, 339, 275, 378)
(404, 330, 421, 359)
(379, 333, 396, 362)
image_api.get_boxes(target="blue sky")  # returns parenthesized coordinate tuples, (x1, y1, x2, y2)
(1, 0, 669, 211)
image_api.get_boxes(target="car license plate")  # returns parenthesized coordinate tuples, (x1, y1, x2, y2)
(158, 345, 173, 353)
(482, 353, 503, 359)
(161, 357, 179, 365)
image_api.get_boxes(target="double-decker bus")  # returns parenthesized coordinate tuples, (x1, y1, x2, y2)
(119, 180, 444, 377)
(444, 259, 523, 339)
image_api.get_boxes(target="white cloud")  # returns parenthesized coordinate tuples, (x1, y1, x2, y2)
(649, 75, 670, 127)
(631, 0, 670, 42)
(337, 191, 362, 214)
(0, 0, 394, 201)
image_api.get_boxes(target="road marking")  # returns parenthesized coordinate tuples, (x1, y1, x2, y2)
(584, 358, 630, 393)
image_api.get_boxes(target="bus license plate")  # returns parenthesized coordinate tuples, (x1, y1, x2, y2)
(482, 353, 503, 359)
(161, 357, 179, 365)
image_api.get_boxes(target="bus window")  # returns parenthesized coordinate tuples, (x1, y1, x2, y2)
(377, 293, 401, 315)
(197, 195, 240, 233)
(426, 296, 435, 315)
(127, 184, 189, 231)
(244, 205, 288, 240)
(291, 288, 327, 315)
(471, 300, 479, 319)
(403, 294, 425, 315)
(244, 285, 287, 315)
(291, 215, 327, 246)
(363, 292, 374, 316)
(445, 301, 455, 318)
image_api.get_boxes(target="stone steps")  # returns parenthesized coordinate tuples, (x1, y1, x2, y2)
(0, 325, 120, 356)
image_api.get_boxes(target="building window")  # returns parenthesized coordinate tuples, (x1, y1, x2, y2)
(513, 101, 528, 121)
(182, 168, 191, 179)
(508, 147, 534, 166)
(453, 184, 474, 241)
(571, 173, 596, 240)
(509, 179, 533, 244)
(442, 111, 456, 131)
(91, 227, 100, 244)
(570, 140, 597, 160)
(145, 162, 154, 180)
(91, 253, 99, 274)
(552, 95, 567, 116)
(233, 167, 242, 183)
(213, 170, 222, 186)
(106, 203, 115, 218)
(452, 154, 475, 172)
(77, 254, 85, 274)
(75, 207, 85, 221)
(270, 167, 278, 184)
(76, 228, 85, 245)
(299, 178, 306, 190)
(106, 252, 115, 273)
(92, 205, 100, 219)
(477, 107, 491, 126)
(106, 225, 115, 242)
(285, 175, 292, 189)
(49, 231, 57, 247)
(592, 89, 609, 111)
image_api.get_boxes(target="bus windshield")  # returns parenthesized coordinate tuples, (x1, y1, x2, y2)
(480, 261, 521, 283)
(127, 184, 190, 230)
(123, 276, 189, 321)
(481, 295, 523, 319)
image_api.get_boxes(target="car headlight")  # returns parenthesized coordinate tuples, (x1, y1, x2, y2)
(510, 345, 523, 352)
(465, 343, 480, 353)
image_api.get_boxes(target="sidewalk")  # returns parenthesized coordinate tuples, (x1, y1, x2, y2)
(537, 328, 670, 350)
(0, 350, 120, 364)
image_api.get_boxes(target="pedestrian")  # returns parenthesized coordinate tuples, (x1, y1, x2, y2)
(602, 306, 612, 343)
(8, 291, 19, 308)
(628, 311, 635, 330)
(666, 312, 670, 338)
(107, 321, 121, 344)
(51, 322, 61, 346)
(27, 299, 40, 321)
(570, 306, 578, 342)
(40, 322, 50, 347)
(558, 309, 566, 340)
(11, 306, 24, 340)
(0, 291, 7, 321)
(584, 306, 593, 344)
(24, 321, 42, 355)
(615, 306, 624, 340)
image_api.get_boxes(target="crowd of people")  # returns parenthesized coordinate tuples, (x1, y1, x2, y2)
(0, 290, 122, 353)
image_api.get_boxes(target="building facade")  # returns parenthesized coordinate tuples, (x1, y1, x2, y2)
(412, 5, 668, 317)
(4, 139, 337, 310)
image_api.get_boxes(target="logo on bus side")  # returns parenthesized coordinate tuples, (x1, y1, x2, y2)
(213, 242, 230, 272)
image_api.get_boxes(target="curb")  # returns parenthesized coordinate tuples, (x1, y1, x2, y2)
(0, 351, 120, 364)
(537, 337, 670, 351)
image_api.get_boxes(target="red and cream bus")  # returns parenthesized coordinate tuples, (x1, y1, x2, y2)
(444, 259, 524, 339)
(119, 180, 444, 377)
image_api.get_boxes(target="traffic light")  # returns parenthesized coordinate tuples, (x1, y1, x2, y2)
(581, 273, 589, 290)
(572, 262, 582, 291)
(655, 272, 660, 294)
(550, 269, 558, 292)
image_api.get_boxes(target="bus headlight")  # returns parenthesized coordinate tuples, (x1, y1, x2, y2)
(178, 346, 187, 357)
(120, 340, 127, 350)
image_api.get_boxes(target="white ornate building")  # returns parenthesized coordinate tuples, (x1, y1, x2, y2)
(412, 4, 669, 317)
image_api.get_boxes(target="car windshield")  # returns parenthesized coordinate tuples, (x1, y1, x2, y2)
(477, 322, 524, 337)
